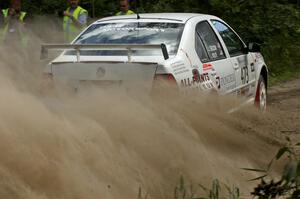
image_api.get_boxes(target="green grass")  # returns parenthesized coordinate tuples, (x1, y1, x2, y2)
(268, 66, 300, 87)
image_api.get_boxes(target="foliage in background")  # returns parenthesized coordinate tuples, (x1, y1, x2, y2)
(0, 0, 299, 80)
(209, 0, 300, 82)
(139, 0, 300, 82)
(243, 136, 300, 199)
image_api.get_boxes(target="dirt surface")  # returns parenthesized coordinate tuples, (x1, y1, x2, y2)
(0, 72, 297, 199)
(228, 75, 300, 145)
(0, 20, 299, 198)
(268, 76, 300, 141)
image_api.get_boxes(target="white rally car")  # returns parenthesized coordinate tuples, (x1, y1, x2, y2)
(42, 13, 268, 110)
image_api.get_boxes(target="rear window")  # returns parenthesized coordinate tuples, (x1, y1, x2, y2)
(68, 22, 184, 56)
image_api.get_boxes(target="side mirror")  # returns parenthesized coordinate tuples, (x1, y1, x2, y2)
(248, 42, 261, 52)
(242, 46, 249, 54)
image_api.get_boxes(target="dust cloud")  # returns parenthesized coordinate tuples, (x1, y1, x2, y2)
(0, 17, 284, 199)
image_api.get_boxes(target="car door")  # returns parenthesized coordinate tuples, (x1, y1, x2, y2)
(210, 20, 256, 98)
(195, 20, 237, 94)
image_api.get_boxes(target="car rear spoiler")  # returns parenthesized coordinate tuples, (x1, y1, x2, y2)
(41, 43, 169, 62)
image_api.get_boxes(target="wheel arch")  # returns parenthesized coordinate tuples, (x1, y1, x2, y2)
(260, 65, 268, 90)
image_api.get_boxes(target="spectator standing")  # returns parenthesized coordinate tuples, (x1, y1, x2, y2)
(0, 7, 3, 28)
(116, 0, 135, 16)
(0, 0, 27, 46)
(63, 0, 88, 42)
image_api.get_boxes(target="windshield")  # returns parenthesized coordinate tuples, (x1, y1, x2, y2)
(70, 22, 184, 56)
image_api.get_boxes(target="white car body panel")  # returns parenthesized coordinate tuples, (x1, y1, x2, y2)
(44, 13, 268, 106)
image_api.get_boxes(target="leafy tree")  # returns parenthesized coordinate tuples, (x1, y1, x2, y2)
(1, 0, 299, 78)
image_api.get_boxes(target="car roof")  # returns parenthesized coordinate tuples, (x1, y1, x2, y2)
(96, 13, 209, 23)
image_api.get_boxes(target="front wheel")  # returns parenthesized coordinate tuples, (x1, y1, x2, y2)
(255, 75, 267, 111)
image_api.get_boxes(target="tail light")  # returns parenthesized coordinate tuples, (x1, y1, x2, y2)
(154, 74, 177, 84)
(152, 73, 178, 96)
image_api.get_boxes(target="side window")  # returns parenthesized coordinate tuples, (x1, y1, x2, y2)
(211, 20, 245, 57)
(195, 33, 209, 62)
(196, 21, 225, 62)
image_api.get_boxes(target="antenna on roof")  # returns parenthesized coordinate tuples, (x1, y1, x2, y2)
(137, 13, 140, 19)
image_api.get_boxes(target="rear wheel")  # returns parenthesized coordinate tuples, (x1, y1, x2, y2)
(255, 75, 267, 111)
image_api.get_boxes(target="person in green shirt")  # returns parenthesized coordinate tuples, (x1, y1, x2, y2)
(116, 0, 135, 16)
